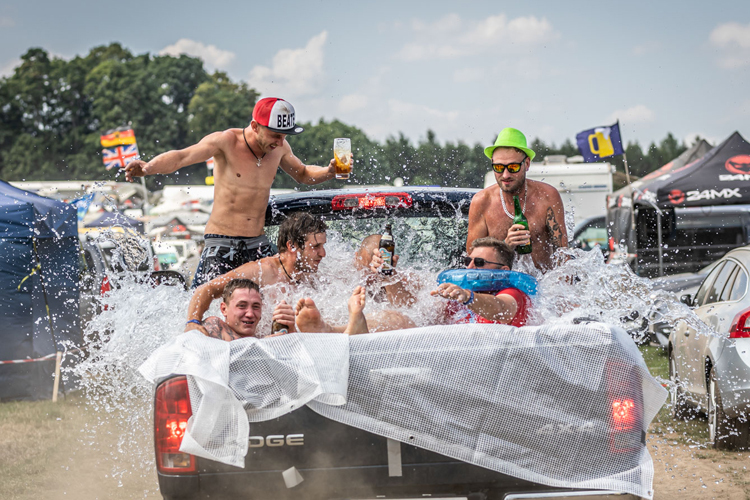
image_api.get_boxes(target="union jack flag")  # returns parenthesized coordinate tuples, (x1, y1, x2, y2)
(103, 144, 139, 170)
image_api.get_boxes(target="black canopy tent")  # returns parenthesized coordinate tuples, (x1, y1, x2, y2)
(607, 132, 750, 277)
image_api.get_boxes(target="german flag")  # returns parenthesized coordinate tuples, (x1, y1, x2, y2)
(101, 128, 136, 148)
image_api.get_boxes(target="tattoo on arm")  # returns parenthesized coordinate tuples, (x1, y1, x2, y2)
(546, 207, 564, 248)
(203, 317, 241, 341)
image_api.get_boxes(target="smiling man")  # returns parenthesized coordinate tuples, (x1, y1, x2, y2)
(186, 212, 328, 327)
(124, 97, 339, 287)
(190, 279, 296, 341)
(467, 128, 568, 272)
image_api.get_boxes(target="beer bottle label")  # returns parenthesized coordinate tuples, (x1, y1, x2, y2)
(381, 249, 393, 270)
(275, 327, 289, 335)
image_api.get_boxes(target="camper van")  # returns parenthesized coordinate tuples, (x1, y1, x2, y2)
(484, 155, 614, 226)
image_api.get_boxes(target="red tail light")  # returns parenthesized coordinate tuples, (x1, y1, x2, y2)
(331, 192, 413, 211)
(606, 362, 643, 453)
(155, 376, 196, 474)
(153, 256, 161, 272)
(100, 276, 111, 296)
(729, 308, 750, 338)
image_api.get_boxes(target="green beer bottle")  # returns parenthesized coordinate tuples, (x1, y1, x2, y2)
(513, 196, 532, 255)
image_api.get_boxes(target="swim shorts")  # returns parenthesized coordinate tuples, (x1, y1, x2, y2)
(191, 234, 277, 288)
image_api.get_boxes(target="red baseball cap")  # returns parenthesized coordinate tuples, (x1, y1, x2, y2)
(252, 97, 304, 135)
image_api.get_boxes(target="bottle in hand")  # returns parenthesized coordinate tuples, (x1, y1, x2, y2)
(379, 224, 395, 275)
(271, 320, 288, 335)
(513, 196, 532, 255)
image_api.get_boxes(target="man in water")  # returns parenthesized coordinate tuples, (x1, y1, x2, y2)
(186, 212, 328, 325)
(124, 97, 340, 287)
(188, 278, 369, 339)
(467, 128, 567, 272)
(368, 237, 531, 326)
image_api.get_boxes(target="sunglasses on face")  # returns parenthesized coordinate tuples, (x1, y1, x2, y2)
(462, 256, 507, 268)
(492, 161, 525, 174)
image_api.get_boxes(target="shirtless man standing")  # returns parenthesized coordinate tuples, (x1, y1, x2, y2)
(124, 97, 339, 287)
(467, 128, 567, 272)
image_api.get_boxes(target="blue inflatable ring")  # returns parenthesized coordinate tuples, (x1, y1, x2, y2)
(436, 269, 538, 297)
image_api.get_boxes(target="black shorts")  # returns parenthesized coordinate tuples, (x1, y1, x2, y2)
(191, 234, 276, 288)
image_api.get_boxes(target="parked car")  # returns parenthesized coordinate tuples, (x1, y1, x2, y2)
(79, 229, 186, 332)
(153, 187, 647, 500)
(669, 245, 750, 449)
(570, 215, 608, 260)
(647, 261, 720, 348)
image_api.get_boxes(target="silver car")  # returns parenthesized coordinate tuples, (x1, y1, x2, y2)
(670, 245, 750, 450)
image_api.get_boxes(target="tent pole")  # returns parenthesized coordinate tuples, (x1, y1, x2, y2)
(32, 237, 66, 397)
(623, 152, 636, 231)
(656, 211, 664, 277)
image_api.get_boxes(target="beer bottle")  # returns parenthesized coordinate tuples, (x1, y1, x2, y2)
(271, 320, 289, 336)
(379, 224, 395, 275)
(513, 196, 532, 255)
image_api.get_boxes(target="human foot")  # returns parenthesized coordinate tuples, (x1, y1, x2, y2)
(295, 297, 332, 332)
(344, 286, 369, 335)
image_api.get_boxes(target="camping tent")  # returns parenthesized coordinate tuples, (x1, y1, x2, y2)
(0, 180, 81, 400)
(84, 210, 144, 233)
(607, 132, 750, 276)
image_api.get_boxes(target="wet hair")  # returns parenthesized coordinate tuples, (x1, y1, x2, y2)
(222, 279, 261, 303)
(469, 237, 515, 269)
(277, 212, 327, 253)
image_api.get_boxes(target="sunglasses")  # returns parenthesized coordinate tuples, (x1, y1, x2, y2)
(462, 256, 507, 268)
(492, 161, 525, 174)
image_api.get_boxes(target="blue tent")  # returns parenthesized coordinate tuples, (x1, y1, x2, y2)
(0, 180, 81, 400)
(84, 210, 144, 232)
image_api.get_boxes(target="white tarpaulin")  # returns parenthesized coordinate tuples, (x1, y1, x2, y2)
(140, 323, 666, 499)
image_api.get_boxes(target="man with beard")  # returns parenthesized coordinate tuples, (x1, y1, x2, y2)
(124, 97, 340, 287)
(185, 212, 328, 327)
(466, 128, 568, 272)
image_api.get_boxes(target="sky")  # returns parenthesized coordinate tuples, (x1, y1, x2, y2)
(1, 0, 749, 152)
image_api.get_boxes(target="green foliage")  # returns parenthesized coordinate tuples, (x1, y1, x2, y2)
(0, 43, 698, 189)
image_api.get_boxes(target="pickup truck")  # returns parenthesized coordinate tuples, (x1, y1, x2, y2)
(149, 187, 663, 500)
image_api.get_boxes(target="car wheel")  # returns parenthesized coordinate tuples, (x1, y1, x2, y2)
(670, 350, 695, 420)
(708, 369, 749, 450)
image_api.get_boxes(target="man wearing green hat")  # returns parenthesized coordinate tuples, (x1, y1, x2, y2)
(467, 128, 568, 272)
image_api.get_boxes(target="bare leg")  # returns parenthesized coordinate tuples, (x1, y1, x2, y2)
(344, 286, 369, 335)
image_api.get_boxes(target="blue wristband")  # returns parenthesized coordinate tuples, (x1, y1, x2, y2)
(462, 290, 475, 306)
(186, 319, 202, 326)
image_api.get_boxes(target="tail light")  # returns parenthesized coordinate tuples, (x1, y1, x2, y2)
(606, 361, 643, 453)
(729, 308, 750, 338)
(153, 256, 161, 272)
(155, 376, 196, 474)
(100, 276, 111, 296)
(332, 192, 413, 211)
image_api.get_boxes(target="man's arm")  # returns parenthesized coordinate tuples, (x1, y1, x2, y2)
(278, 144, 336, 185)
(185, 261, 261, 331)
(125, 131, 225, 181)
(544, 190, 569, 249)
(466, 192, 489, 253)
(431, 284, 518, 324)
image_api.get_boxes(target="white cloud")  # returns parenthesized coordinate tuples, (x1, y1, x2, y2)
(397, 13, 557, 62)
(709, 22, 750, 68)
(159, 39, 235, 70)
(248, 31, 328, 98)
(606, 104, 655, 124)
(0, 58, 20, 77)
(339, 94, 369, 113)
(452, 67, 485, 83)
(0, 16, 13, 28)
(632, 41, 660, 56)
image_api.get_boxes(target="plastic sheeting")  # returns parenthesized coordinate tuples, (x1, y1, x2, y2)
(140, 323, 666, 499)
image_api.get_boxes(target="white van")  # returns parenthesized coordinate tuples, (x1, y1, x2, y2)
(484, 155, 614, 226)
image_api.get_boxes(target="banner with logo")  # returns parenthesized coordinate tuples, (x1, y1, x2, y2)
(629, 131, 750, 208)
(575, 122, 624, 162)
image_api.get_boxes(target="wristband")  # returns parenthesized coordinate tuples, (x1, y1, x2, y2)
(462, 290, 475, 306)
(186, 319, 202, 326)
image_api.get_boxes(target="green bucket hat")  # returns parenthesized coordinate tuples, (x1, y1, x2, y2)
(484, 128, 536, 161)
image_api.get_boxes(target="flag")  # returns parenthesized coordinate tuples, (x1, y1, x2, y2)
(575, 122, 624, 162)
(100, 128, 136, 148)
(103, 144, 140, 170)
(69, 193, 95, 222)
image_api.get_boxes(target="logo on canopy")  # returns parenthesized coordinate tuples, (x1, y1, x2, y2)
(725, 155, 750, 175)
(668, 189, 685, 205)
